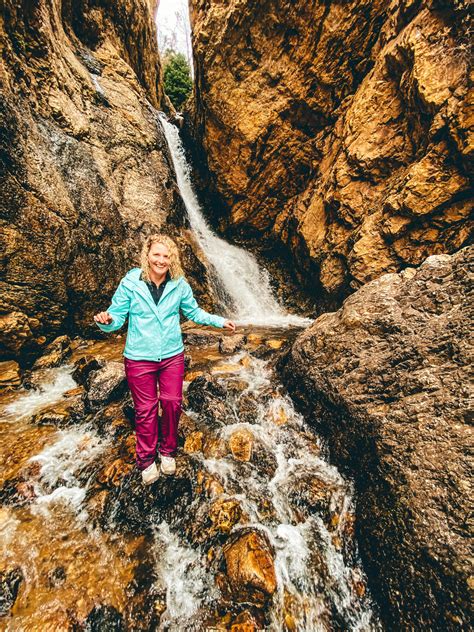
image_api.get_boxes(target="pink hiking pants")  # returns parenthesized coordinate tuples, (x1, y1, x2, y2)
(124, 351, 185, 470)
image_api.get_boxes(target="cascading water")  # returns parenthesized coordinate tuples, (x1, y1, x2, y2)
(158, 112, 312, 328)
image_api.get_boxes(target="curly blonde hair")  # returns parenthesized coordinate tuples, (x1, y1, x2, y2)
(140, 234, 184, 282)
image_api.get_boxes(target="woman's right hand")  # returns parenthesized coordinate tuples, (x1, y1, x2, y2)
(94, 311, 113, 325)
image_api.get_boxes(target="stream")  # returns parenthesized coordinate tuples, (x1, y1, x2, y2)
(0, 115, 382, 631)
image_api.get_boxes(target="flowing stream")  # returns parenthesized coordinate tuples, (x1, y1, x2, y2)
(0, 116, 382, 630)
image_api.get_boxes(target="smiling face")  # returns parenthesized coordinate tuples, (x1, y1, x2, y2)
(148, 242, 170, 279)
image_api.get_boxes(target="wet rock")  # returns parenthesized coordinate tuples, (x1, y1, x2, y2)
(226, 378, 250, 395)
(236, 393, 260, 424)
(0, 567, 23, 616)
(0, 360, 21, 389)
(183, 328, 222, 347)
(186, 373, 229, 427)
(287, 473, 334, 523)
(266, 403, 288, 426)
(281, 246, 474, 629)
(31, 392, 85, 427)
(228, 428, 254, 462)
(0, 477, 36, 506)
(222, 528, 277, 605)
(96, 458, 134, 488)
(101, 461, 194, 534)
(195, 470, 224, 499)
(47, 566, 66, 588)
(202, 435, 228, 459)
(177, 411, 201, 440)
(33, 335, 72, 369)
(85, 362, 127, 411)
(72, 355, 104, 387)
(219, 334, 247, 354)
(209, 497, 243, 535)
(83, 604, 125, 631)
(183, 430, 204, 454)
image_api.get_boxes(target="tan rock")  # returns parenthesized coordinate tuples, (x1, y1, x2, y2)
(0, 360, 21, 389)
(189, 1, 472, 300)
(223, 530, 277, 604)
(183, 431, 204, 454)
(97, 458, 134, 487)
(228, 428, 254, 461)
(203, 436, 228, 459)
(266, 339, 283, 350)
(209, 498, 242, 534)
(1, 0, 217, 351)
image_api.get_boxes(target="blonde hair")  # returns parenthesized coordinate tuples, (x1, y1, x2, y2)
(140, 234, 184, 282)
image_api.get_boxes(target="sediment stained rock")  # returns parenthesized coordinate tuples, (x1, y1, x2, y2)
(188, 0, 472, 301)
(279, 245, 473, 629)
(0, 0, 214, 360)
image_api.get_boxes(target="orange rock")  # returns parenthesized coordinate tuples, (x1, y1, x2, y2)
(223, 530, 277, 604)
(228, 428, 254, 462)
(184, 431, 204, 453)
(97, 458, 133, 487)
(209, 498, 242, 534)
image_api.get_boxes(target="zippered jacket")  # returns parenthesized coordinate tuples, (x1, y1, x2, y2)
(95, 268, 225, 361)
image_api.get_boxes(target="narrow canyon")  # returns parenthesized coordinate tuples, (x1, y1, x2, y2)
(0, 1, 471, 630)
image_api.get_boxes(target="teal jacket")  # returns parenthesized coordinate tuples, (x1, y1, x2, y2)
(95, 268, 225, 361)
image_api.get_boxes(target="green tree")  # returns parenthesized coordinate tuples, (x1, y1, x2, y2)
(163, 50, 193, 110)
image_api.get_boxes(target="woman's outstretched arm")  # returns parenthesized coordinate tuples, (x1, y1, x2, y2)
(94, 278, 132, 332)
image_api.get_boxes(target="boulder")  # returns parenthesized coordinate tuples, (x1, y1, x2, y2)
(222, 529, 277, 605)
(32, 335, 72, 369)
(186, 373, 229, 427)
(85, 362, 127, 410)
(228, 428, 254, 462)
(219, 334, 247, 354)
(280, 246, 473, 629)
(72, 355, 104, 387)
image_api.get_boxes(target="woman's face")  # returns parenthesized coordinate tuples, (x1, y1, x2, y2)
(148, 242, 170, 277)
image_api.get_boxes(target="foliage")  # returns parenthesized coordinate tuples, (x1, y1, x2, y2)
(163, 50, 193, 111)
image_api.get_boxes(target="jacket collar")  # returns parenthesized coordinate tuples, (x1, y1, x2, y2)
(125, 268, 181, 320)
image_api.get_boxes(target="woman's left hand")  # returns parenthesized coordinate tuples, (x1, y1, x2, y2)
(223, 320, 236, 332)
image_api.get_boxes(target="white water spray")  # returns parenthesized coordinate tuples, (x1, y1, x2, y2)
(158, 112, 312, 328)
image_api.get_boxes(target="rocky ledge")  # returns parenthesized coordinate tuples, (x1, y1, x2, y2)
(279, 245, 473, 629)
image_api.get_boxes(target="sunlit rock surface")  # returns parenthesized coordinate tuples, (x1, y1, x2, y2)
(0, 0, 214, 359)
(280, 245, 473, 629)
(188, 0, 472, 301)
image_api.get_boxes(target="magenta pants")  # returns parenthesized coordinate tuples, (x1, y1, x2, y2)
(124, 351, 185, 470)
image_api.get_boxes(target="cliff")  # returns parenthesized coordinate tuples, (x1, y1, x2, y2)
(188, 0, 472, 302)
(279, 245, 473, 629)
(0, 0, 204, 362)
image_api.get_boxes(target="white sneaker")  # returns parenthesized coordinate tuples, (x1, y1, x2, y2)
(141, 461, 160, 485)
(160, 455, 176, 475)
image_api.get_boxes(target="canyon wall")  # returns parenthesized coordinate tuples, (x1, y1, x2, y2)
(188, 0, 472, 301)
(280, 245, 473, 630)
(0, 0, 212, 362)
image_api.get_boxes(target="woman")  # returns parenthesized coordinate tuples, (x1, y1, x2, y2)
(94, 234, 236, 485)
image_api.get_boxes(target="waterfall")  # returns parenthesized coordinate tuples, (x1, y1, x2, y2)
(158, 112, 312, 328)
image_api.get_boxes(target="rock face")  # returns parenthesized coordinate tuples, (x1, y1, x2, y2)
(188, 0, 472, 301)
(0, 0, 215, 361)
(279, 246, 473, 630)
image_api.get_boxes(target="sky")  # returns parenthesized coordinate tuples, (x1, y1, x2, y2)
(155, 0, 194, 74)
